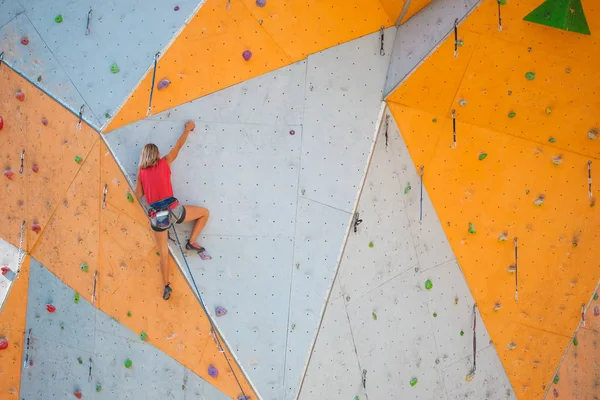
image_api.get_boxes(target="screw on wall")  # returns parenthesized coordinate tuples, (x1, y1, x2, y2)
(85, 8, 92, 35)
(19, 149, 24, 174)
(451, 109, 457, 148)
(454, 19, 459, 57)
(147, 52, 161, 116)
(76, 105, 85, 130)
(419, 165, 424, 223)
(379, 26, 385, 56)
(466, 304, 477, 381)
(514, 237, 518, 301)
(352, 212, 362, 233)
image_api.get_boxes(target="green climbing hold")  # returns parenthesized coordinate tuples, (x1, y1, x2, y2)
(124, 359, 132, 368)
(478, 152, 487, 161)
(545, 107, 553, 115)
(353, 397, 360, 400)
(80, 263, 88, 272)
(127, 311, 132, 317)
(508, 112, 516, 118)
(410, 377, 418, 387)
(425, 279, 433, 290)
(77, 357, 83, 364)
(432, 118, 437, 123)
(573, 337, 579, 346)
(96, 385, 102, 392)
(74, 293, 80, 304)
(55, 15, 63, 23)
(548, 137, 556, 143)
(126, 192, 134, 203)
(368, 241, 374, 248)
(468, 222, 476, 234)
(140, 331, 148, 341)
(37, 75, 42, 82)
(594, 293, 599, 301)
(456, 40, 464, 46)
(460, 330, 464, 336)
(523, 0, 590, 35)
(75, 155, 83, 164)
(110, 63, 120, 74)
(372, 312, 377, 321)
(104, 113, 111, 119)
(433, 312, 437, 318)
(525, 72, 536, 80)
(498, 0, 506, 4)
(404, 184, 411, 194)
(553, 375, 560, 384)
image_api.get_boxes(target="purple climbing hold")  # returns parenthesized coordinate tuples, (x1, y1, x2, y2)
(256, 0, 266, 7)
(238, 397, 251, 400)
(174, 5, 180, 11)
(289, 130, 295, 136)
(208, 365, 218, 378)
(215, 306, 228, 317)
(242, 50, 252, 61)
(157, 79, 171, 90)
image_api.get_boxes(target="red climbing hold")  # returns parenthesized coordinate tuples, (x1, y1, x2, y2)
(20, 37, 29, 45)
(0, 338, 8, 350)
(15, 91, 25, 101)
(32, 164, 39, 173)
(1, 266, 10, 275)
(242, 50, 252, 61)
(46, 304, 56, 313)
(553, 388, 559, 398)
(3, 169, 14, 180)
(74, 391, 82, 399)
(0, 116, 4, 130)
(32, 223, 41, 234)
(41, 117, 48, 126)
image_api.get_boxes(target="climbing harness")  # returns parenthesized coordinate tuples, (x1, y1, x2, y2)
(85, 8, 92, 35)
(147, 52, 160, 116)
(454, 19, 459, 58)
(419, 165, 424, 223)
(384, 114, 390, 150)
(588, 160, 592, 199)
(514, 237, 518, 301)
(379, 26, 385, 56)
(466, 304, 477, 381)
(148, 197, 180, 231)
(451, 109, 456, 148)
(352, 212, 362, 233)
(91, 270, 98, 304)
(23, 328, 32, 369)
(15, 220, 26, 278)
(19, 149, 25, 174)
(102, 184, 107, 209)
(76, 104, 85, 130)
(169, 226, 249, 399)
(497, 0, 503, 32)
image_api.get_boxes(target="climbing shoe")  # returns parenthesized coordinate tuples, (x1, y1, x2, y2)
(186, 240, 205, 253)
(163, 284, 172, 301)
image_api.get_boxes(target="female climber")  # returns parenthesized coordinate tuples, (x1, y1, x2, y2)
(135, 120, 210, 300)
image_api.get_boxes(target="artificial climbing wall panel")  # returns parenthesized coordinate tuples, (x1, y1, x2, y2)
(21, 258, 233, 400)
(384, 0, 481, 96)
(105, 0, 398, 132)
(299, 109, 514, 400)
(386, 1, 600, 395)
(0, 239, 24, 313)
(0, 256, 30, 400)
(104, 29, 394, 400)
(0, 0, 203, 129)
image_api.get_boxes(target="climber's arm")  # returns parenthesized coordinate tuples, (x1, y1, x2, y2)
(165, 120, 195, 165)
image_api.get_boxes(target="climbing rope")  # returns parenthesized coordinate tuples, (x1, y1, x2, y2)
(15, 220, 26, 278)
(169, 226, 249, 399)
(147, 52, 160, 116)
(76, 104, 85, 130)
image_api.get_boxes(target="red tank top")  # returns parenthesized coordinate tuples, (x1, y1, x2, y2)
(139, 158, 174, 205)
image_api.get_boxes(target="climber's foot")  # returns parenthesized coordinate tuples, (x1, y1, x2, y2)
(163, 284, 172, 301)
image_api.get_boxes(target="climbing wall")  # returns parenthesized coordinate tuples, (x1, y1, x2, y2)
(0, 239, 23, 312)
(104, 28, 395, 400)
(105, 0, 400, 132)
(384, 0, 481, 96)
(0, 63, 255, 399)
(21, 258, 232, 400)
(387, 0, 600, 397)
(0, 0, 203, 129)
(298, 108, 514, 400)
(0, 255, 30, 399)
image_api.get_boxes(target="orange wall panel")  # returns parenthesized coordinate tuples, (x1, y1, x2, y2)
(401, 0, 432, 24)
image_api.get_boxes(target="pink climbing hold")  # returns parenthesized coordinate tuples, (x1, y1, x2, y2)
(289, 130, 295, 136)
(15, 91, 25, 101)
(0, 338, 8, 350)
(32, 223, 41, 234)
(32, 164, 39, 173)
(256, 0, 266, 7)
(242, 50, 252, 61)
(174, 5, 180, 11)
(3, 169, 14, 180)
(41, 117, 48, 126)
(157, 79, 171, 90)
(594, 306, 599, 317)
(46, 304, 56, 313)
(74, 391, 82, 399)
(215, 306, 227, 317)
(1, 266, 10, 276)
(20, 37, 29, 46)
(208, 365, 218, 378)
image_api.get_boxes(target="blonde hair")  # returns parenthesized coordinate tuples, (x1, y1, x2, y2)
(138, 143, 160, 169)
